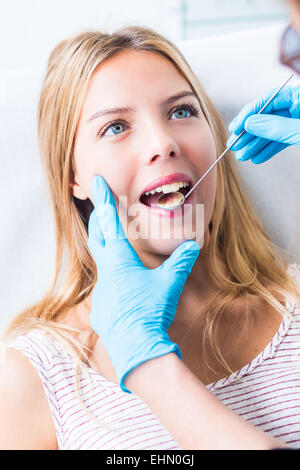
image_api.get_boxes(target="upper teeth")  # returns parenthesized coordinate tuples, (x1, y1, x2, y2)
(144, 181, 189, 196)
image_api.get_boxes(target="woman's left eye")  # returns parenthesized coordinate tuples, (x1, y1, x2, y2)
(97, 103, 200, 138)
(171, 106, 194, 120)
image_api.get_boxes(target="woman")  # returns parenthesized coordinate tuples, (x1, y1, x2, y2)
(1, 25, 300, 450)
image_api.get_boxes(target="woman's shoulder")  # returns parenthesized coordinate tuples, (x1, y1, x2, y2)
(5, 328, 70, 368)
(4, 328, 78, 405)
(0, 344, 57, 449)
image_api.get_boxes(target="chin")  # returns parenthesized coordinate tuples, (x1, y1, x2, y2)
(132, 230, 205, 257)
(124, 203, 205, 253)
(142, 238, 192, 256)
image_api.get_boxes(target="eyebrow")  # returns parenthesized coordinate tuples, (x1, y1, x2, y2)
(86, 91, 198, 124)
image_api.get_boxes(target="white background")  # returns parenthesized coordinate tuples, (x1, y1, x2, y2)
(0, 0, 288, 69)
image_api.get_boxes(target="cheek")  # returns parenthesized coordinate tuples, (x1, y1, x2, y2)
(203, 170, 217, 226)
(184, 120, 216, 172)
(187, 130, 217, 200)
(191, 126, 217, 224)
(73, 137, 98, 198)
(194, 127, 217, 168)
(74, 144, 119, 202)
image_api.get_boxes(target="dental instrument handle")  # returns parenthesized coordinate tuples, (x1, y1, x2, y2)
(184, 72, 295, 201)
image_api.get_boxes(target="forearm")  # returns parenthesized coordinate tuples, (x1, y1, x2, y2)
(124, 353, 286, 450)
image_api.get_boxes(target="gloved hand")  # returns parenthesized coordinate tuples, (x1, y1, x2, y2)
(88, 175, 200, 394)
(227, 86, 300, 163)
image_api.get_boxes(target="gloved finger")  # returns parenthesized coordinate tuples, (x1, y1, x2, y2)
(228, 87, 293, 134)
(227, 108, 291, 151)
(91, 175, 127, 245)
(266, 88, 295, 113)
(234, 138, 286, 162)
(290, 86, 300, 118)
(252, 88, 295, 116)
(90, 175, 144, 269)
(161, 240, 200, 280)
(226, 130, 255, 151)
(228, 88, 277, 134)
(245, 114, 300, 146)
(250, 141, 288, 164)
(88, 208, 105, 249)
(87, 209, 109, 272)
(234, 135, 271, 161)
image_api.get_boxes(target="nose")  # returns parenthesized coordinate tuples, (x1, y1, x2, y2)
(139, 118, 180, 166)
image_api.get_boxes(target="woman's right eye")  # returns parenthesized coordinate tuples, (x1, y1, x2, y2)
(98, 121, 127, 138)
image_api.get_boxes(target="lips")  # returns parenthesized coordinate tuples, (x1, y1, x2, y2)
(138, 172, 193, 201)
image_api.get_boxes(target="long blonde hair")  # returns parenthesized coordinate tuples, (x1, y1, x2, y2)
(2, 25, 300, 384)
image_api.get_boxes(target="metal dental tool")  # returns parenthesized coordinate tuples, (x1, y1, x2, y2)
(157, 72, 295, 210)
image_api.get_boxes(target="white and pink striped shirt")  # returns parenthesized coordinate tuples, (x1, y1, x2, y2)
(6, 263, 300, 450)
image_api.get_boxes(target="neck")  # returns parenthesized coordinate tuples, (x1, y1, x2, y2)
(77, 227, 221, 338)
(132, 228, 220, 329)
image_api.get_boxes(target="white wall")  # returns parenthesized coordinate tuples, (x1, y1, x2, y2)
(183, 0, 288, 38)
(0, 0, 182, 70)
(0, 0, 289, 70)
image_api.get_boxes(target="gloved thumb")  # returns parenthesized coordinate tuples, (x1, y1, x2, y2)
(245, 114, 300, 146)
(161, 240, 200, 279)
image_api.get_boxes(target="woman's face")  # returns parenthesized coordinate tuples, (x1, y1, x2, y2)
(73, 49, 217, 259)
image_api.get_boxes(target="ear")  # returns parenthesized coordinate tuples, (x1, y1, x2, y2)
(70, 180, 88, 200)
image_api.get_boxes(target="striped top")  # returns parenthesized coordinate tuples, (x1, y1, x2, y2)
(6, 263, 300, 450)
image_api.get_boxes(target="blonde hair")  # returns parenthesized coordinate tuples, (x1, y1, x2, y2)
(2, 25, 300, 426)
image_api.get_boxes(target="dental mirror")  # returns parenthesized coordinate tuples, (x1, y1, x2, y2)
(157, 72, 294, 211)
(156, 191, 185, 209)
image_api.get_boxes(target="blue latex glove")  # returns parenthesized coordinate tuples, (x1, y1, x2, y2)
(227, 86, 300, 163)
(88, 175, 200, 394)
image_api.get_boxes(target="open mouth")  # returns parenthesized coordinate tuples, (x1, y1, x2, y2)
(139, 181, 192, 208)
